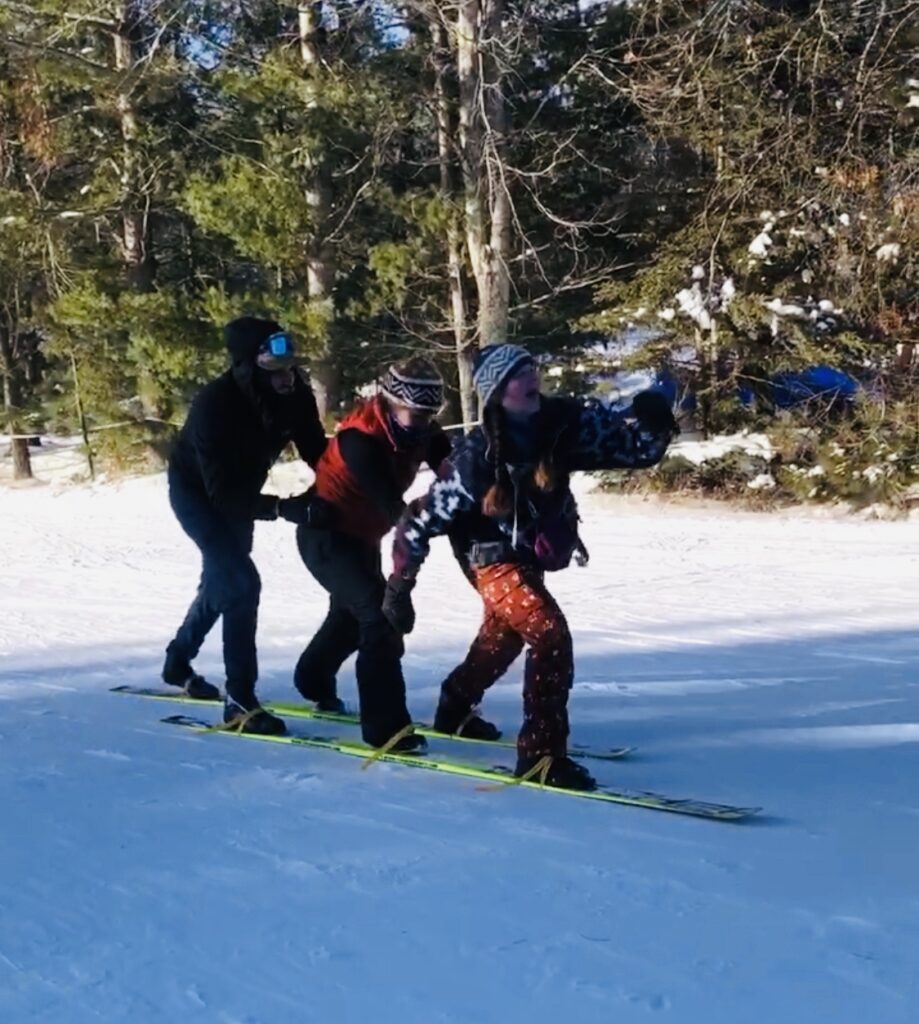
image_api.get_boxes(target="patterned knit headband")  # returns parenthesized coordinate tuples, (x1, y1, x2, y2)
(380, 366, 444, 412)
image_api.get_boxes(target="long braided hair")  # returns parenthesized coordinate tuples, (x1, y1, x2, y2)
(481, 402, 558, 518)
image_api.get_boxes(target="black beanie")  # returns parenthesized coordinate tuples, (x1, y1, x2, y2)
(223, 317, 282, 365)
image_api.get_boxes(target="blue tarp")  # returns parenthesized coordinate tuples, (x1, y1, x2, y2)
(607, 363, 859, 413)
(770, 366, 860, 408)
(737, 365, 859, 409)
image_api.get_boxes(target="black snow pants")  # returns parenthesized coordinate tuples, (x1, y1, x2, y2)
(167, 474, 261, 703)
(294, 527, 411, 746)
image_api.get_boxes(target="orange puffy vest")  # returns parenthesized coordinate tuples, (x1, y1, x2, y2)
(313, 396, 426, 544)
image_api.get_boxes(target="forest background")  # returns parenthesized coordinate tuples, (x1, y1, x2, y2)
(0, 1, 915, 507)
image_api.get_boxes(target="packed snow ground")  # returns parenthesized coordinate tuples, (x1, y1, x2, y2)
(1, 473, 918, 1023)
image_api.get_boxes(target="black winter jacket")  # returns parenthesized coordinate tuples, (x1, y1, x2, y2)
(168, 358, 327, 525)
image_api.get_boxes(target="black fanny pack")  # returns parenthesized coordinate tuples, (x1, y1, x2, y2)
(468, 540, 514, 568)
(467, 527, 589, 573)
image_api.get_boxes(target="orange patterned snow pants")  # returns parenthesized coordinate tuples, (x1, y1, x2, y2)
(440, 562, 573, 757)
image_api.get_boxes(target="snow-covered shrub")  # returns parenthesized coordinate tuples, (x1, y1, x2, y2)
(598, 445, 777, 505)
(772, 399, 919, 508)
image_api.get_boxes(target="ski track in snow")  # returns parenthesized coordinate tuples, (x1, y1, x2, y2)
(1, 474, 919, 1023)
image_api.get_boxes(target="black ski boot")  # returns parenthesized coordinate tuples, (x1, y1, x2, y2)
(364, 725, 428, 754)
(433, 693, 502, 741)
(294, 671, 345, 714)
(223, 694, 287, 736)
(162, 645, 220, 701)
(514, 754, 597, 792)
(387, 731, 428, 754)
(315, 695, 347, 714)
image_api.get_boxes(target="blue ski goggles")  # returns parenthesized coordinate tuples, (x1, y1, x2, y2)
(256, 331, 306, 370)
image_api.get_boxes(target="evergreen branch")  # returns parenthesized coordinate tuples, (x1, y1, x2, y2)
(0, 34, 114, 75)
(0, 2, 116, 31)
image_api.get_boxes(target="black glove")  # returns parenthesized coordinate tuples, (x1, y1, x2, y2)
(383, 575, 416, 635)
(255, 494, 281, 521)
(632, 390, 679, 435)
(277, 492, 336, 528)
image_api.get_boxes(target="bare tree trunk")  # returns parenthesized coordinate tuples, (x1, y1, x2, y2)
(480, 0, 510, 344)
(456, 0, 511, 349)
(71, 351, 95, 481)
(896, 342, 916, 373)
(692, 320, 721, 440)
(114, 2, 159, 422)
(114, 2, 154, 293)
(432, 16, 476, 427)
(299, 2, 339, 421)
(0, 321, 32, 480)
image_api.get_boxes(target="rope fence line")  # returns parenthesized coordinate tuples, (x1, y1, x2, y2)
(2, 414, 481, 444)
(1, 416, 182, 441)
(2, 412, 483, 482)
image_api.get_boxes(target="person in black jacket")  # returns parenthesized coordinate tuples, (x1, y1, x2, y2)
(164, 316, 331, 735)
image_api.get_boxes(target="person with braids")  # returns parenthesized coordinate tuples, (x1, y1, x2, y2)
(385, 344, 678, 789)
(293, 357, 452, 751)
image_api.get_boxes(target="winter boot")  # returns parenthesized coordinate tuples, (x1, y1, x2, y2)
(294, 670, 345, 714)
(223, 694, 287, 737)
(433, 692, 502, 741)
(315, 695, 347, 714)
(162, 644, 220, 701)
(386, 730, 428, 754)
(363, 724, 428, 754)
(514, 754, 597, 792)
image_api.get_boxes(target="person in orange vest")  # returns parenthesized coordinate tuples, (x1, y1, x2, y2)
(293, 357, 451, 750)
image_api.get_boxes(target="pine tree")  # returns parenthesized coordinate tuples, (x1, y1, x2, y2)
(3, 0, 223, 461)
(584, 0, 917, 431)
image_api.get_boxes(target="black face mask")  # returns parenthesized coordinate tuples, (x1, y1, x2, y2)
(388, 412, 431, 448)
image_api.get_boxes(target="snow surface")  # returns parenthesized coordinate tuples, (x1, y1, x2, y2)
(876, 243, 902, 264)
(666, 431, 774, 467)
(2, 474, 919, 1023)
(0, 437, 91, 486)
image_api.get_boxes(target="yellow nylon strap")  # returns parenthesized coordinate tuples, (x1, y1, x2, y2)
(360, 725, 417, 770)
(476, 754, 553, 792)
(211, 708, 261, 734)
(455, 708, 480, 736)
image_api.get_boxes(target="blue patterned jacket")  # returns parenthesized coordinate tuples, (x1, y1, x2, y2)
(392, 396, 673, 578)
